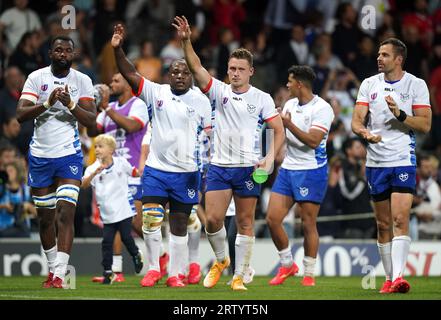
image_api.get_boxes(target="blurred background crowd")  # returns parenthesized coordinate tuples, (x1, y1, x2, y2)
(1, 0, 441, 240)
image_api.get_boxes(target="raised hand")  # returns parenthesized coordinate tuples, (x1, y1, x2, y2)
(57, 84, 72, 107)
(385, 95, 400, 117)
(48, 87, 63, 106)
(172, 16, 191, 41)
(96, 84, 110, 111)
(111, 24, 125, 48)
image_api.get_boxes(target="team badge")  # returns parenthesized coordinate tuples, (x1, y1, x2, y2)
(187, 107, 195, 117)
(400, 93, 410, 102)
(188, 189, 196, 199)
(300, 187, 309, 197)
(399, 172, 408, 182)
(245, 180, 254, 190)
(69, 86, 79, 97)
(69, 165, 79, 175)
(247, 104, 256, 114)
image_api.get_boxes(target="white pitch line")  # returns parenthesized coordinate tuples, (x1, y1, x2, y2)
(0, 294, 121, 300)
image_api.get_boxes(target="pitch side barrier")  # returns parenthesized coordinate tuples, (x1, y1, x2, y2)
(1, 238, 440, 277)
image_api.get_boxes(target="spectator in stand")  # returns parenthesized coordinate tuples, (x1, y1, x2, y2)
(332, 2, 363, 66)
(401, 24, 429, 80)
(402, 0, 433, 51)
(8, 31, 43, 77)
(275, 24, 309, 86)
(209, 0, 246, 46)
(0, 116, 21, 152)
(413, 155, 441, 239)
(0, 66, 25, 123)
(350, 35, 378, 81)
(134, 40, 162, 83)
(429, 37, 441, 155)
(0, 0, 42, 57)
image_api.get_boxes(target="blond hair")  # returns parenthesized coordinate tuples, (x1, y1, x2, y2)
(95, 134, 116, 151)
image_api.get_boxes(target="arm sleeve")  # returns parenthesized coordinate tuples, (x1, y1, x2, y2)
(79, 74, 95, 101)
(355, 78, 370, 107)
(200, 95, 212, 129)
(201, 77, 223, 110)
(128, 99, 149, 128)
(412, 79, 431, 110)
(20, 72, 39, 104)
(83, 165, 96, 187)
(261, 94, 278, 122)
(96, 111, 105, 129)
(311, 103, 335, 134)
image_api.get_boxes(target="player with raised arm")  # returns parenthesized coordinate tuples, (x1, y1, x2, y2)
(16, 35, 96, 288)
(351, 38, 431, 293)
(112, 24, 212, 287)
(266, 66, 334, 287)
(173, 16, 285, 291)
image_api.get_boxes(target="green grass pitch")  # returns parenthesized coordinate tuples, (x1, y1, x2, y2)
(0, 276, 440, 300)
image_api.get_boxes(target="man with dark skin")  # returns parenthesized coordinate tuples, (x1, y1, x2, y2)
(17, 36, 96, 288)
(112, 24, 212, 287)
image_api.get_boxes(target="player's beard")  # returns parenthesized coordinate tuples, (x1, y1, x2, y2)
(53, 59, 72, 71)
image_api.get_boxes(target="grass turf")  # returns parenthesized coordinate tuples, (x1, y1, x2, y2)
(0, 276, 440, 300)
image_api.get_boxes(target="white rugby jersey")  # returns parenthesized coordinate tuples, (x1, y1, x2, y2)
(281, 96, 334, 170)
(84, 157, 137, 224)
(202, 78, 278, 167)
(356, 72, 431, 167)
(20, 66, 94, 158)
(136, 77, 212, 173)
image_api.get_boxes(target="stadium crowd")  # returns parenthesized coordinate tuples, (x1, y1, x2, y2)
(0, 0, 441, 240)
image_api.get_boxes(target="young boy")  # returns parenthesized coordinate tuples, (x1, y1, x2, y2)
(82, 134, 143, 284)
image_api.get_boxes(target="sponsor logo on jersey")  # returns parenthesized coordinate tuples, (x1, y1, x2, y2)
(157, 100, 163, 107)
(233, 96, 242, 101)
(370, 92, 377, 100)
(222, 97, 228, 105)
(41, 84, 48, 91)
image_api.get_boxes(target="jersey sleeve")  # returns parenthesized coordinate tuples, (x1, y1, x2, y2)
(79, 74, 94, 102)
(261, 94, 278, 122)
(141, 125, 152, 146)
(96, 111, 105, 130)
(200, 95, 212, 130)
(120, 157, 137, 177)
(201, 77, 224, 109)
(311, 103, 335, 134)
(128, 98, 149, 128)
(84, 165, 97, 187)
(20, 72, 39, 104)
(355, 78, 370, 107)
(412, 78, 431, 110)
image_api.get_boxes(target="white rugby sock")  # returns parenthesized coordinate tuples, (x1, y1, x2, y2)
(278, 246, 294, 268)
(112, 255, 123, 273)
(206, 226, 227, 262)
(377, 242, 392, 281)
(43, 245, 57, 274)
(143, 229, 162, 271)
(169, 233, 188, 278)
(54, 252, 70, 280)
(392, 235, 411, 281)
(303, 256, 316, 277)
(188, 229, 200, 264)
(234, 234, 255, 278)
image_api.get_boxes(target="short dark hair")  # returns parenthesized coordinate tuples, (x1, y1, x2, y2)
(380, 38, 407, 66)
(342, 137, 363, 156)
(229, 48, 253, 67)
(51, 35, 75, 49)
(287, 65, 316, 88)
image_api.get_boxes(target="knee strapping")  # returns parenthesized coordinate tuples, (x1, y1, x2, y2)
(32, 193, 56, 209)
(187, 205, 201, 233)
(142, 203, 165, 233)
(56, 184, 80, 206)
